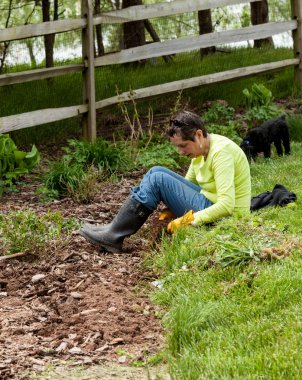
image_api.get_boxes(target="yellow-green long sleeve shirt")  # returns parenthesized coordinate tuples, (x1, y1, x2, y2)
(185, 134, 251, 224)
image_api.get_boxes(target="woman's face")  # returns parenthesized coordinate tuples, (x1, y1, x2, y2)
(170, 130, 205, 158)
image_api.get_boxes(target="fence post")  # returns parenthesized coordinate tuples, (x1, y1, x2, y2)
(291, 0, 302, 88)
(81, 0, 96, 141)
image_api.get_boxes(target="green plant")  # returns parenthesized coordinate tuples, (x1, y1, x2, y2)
(40, 160, 86, 200)
(63, 138, 132, 174)
(0, 210, 78, 255)
(242, 83, 284, 127)
(243, 83, 274, 108)
(203, 101, 235, 124)
(135, 140, 190, 170)
(207, 121, 242, 144)
(0, 134, 40, 195)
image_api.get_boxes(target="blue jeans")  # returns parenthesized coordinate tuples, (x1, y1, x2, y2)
(130, 166, 212, 217)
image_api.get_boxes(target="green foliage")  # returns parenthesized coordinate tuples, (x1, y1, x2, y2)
(243, 83, 275, 108)
(0, 134, 40, 195)
(207, 122, 242, 144)
(203, 101, 235, 124)
(242, 83, 284, 127)
(40, 160, 86, 200)
(0, 210, 78, 255)
(135, 140, 189, 170)
(62, 138, 132, 174)
(201, 101, 241, 142)
(39, 138, 132, 201)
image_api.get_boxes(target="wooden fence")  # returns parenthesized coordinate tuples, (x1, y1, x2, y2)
(0, 0, 301, 141)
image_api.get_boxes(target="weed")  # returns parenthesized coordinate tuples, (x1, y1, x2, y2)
(0, 210, 78, 256)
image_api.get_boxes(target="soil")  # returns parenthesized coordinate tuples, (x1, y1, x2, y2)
(0, 159, 168, 379)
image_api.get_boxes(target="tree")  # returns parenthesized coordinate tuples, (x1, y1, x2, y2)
(41, 0, 58, 68)
(250, 0, 274, 48)
(198, 9, 215, 58)
(121, 0, 145, 50)
(0, 0, 13, 74)
(94, 0, 105, 56)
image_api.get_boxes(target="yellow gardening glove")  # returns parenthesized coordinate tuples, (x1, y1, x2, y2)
(167, 210, 194, 234)
(158, 208, 175, 220)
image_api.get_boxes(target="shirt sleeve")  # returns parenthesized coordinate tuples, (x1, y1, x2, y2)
(193, 150, 236, 224)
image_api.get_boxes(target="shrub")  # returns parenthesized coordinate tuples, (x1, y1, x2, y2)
(63, 138, 132, 174)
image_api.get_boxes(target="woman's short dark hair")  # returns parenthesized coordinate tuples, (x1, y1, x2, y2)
(167, 110, 207, 141)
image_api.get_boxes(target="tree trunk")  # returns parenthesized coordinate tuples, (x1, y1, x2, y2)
(122, 0, 145, 50)
(26, 40, 37, 67)
(0, 0, 13, 74)
(144, 20, 173, 63)
(94, 0, 105, 56)
(250, 0, 274, 48)
(198, 9, 216, 58)
(42, 0, 57, 68)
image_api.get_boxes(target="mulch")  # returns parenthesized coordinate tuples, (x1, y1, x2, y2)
(0, 167, 167, 379)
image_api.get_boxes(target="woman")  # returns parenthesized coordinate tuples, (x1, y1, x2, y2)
(80, 110, 251, 253)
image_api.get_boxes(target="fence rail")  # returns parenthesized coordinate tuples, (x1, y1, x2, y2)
(0, 0, 301, 140)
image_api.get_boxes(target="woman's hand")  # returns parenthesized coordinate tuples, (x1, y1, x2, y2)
(167, 210, 194, 233)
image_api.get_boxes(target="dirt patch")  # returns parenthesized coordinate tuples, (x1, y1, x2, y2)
(0, 170, 167, 379)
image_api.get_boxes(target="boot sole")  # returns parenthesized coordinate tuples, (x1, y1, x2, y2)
(79, 230, 122, 254)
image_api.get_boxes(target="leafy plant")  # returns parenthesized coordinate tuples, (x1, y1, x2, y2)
(242, 83, 283, 127)
(243, 83, 274, 108)
(207, 121, 242, 144)
(62, 138, 132, 174)
(0, 134, 40, 195)
(0, 210, 78, 256)
(136, 140, 189, 170)
(42, 160, 86, 198)
(203, 101, 235, 124)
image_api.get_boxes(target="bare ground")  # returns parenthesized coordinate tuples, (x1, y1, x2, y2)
(0, 167, 168, 379)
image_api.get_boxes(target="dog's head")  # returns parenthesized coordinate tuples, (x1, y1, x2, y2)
(240, 138, 256, 161)
(241, 128, 268, 160)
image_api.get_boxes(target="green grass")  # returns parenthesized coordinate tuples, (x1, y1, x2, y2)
(0, 47, 298, 146)
(148, 143, 302, 379)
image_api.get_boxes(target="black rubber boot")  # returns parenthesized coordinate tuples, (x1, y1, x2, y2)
(82, 222, 111, 232)
(79, 198, 152, 253)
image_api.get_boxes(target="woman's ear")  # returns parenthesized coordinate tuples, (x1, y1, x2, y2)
(195, 129, 204, 141)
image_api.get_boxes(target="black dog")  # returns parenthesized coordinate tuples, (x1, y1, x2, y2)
(240, 115, 290, 161)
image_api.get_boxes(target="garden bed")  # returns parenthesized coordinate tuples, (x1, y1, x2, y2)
(0, 169, 165, 379)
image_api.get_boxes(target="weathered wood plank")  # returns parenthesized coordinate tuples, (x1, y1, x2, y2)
(0, 64, 83, 86)
(94, 0, 261, 25)
(0, 105, 88, 134)
(95, 21, 297, 67)
(95, 59, 299, 109)
(291, 0, 302, 87)
(0, 18, 86, 43)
